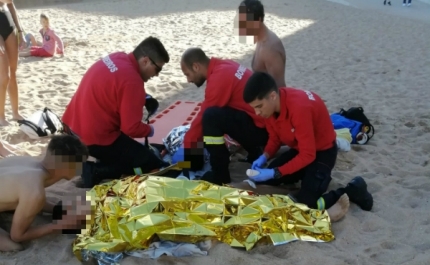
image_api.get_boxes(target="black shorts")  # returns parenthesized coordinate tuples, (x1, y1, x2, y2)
(87, 132, 167, 177)
(265, 143, 338, 187)
(263, 143, 338, 208)
(0, 10, 14, 41)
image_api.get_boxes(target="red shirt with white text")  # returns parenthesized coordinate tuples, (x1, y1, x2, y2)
(183, 58, 265, 148)
(62, 52, 152, 146)
(264, 88, 336, 176)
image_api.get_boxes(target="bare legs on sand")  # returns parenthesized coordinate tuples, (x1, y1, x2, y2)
(25, 33, 42, 47)
(18, 48, 32, 57)
(0, 32, 24, 126)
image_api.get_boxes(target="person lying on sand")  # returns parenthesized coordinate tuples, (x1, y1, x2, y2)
(242, 72, 374, 221)
(236, 0, 286, 88)
(62, 36, 170, 188)
(19, 13, 64, 58)
(0, 140, 16, 157)
(0, 135, 89, 252)
(172, 47, 268, 185)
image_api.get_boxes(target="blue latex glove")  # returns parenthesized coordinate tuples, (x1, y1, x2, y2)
(148, 125, 154, 137)
(249, 168, 275, 182)
(252, 154, 267, 170)
(171, 147, 185, 164)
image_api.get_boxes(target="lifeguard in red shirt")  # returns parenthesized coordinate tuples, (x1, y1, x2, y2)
(62, 36, 170, 188)
(173, 48, 268, 185)
(243, 72, 373, 218)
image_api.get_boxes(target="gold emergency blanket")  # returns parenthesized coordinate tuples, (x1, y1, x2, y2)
(72, 175, 334, 260)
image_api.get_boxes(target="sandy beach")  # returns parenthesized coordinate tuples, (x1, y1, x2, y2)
(1, 0, 430, 264)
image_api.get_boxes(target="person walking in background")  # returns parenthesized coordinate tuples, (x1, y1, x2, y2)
(0, 0, 25, 126)
(403, 0, 411, 7)
(383, 0, 391, 5)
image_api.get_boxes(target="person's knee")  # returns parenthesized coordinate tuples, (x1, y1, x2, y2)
(202, 107, 224, 124)
(202, 106, 226, 135)
(0, 72, 10, 88)
(8, 63, 17, 77)
(304, 170, 332, 194)
(296, 170, 333, 209)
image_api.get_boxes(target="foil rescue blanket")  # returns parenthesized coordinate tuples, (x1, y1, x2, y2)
(72, 175, 334, 261)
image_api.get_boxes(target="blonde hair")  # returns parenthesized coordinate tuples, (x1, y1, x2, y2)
(40, 13, 50, 24)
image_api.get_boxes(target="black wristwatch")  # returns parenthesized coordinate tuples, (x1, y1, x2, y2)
(273, 167, 282, 179)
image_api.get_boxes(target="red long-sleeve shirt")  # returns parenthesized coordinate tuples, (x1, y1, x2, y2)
(62, 52, 152, 146)
(183, 58, 265, 148)
(264, 88, 336, 176)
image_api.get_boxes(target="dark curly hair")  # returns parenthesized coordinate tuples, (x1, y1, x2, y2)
(46, 135, 89, 162)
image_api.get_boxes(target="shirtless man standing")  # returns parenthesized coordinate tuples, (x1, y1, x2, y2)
(0, 135, 89, 251)
(236, 0, 287, 88)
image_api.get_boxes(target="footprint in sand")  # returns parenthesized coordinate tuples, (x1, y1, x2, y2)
(373, 166, 392, 175)
(367, 181, 382, 193)
(156, 83, 172, 93)
(53, 80, 72, 86)
(404, 122, 415, 128)
(38, 90, 54, 94)
(403, 194, 420, 209)
(414, 241, 430, 252)
(364, 242, 416, 264)
(361, 219, 386, 233)
(51, 73, 68, 79)
(421, 143, 430, 153)
(75, 41, 89, 47)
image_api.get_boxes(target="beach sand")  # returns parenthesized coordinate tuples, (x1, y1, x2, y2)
(1, 0, 430, 264)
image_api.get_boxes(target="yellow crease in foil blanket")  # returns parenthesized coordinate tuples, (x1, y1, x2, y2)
(72, 176, 334, 260)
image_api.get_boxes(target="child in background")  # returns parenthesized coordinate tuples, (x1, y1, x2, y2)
(19, 14, 64, 57)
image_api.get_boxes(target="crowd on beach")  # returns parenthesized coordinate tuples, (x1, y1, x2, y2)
(0, 0, 374, 254)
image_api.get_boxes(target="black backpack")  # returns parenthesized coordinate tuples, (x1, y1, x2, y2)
(339, 107, 375, 144)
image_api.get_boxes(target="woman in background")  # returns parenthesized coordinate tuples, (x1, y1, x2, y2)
(0, 0, 25, 126)
(19, 14, 64, 58)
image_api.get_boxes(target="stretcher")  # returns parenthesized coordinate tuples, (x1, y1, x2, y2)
(134, 100, 201, 145)
(134, 100, 241, 151)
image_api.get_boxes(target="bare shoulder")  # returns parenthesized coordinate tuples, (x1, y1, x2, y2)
(0, 156, 41, 168)
(0, 158, 46, 212)
(265, 30, 286, 56)
(0, 157, 46, 191)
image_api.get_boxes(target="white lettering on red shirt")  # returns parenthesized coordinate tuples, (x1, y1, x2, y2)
(102, 55, 118, 73)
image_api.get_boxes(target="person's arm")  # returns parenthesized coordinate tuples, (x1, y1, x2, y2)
(51, 30, 64, 54)
(118, 81, 152, 138)
(263, 49, 286, 88)
(263, 121, 281, 159)
(183, 75, 232, 148)
(277, 109, 316, 176)
(6, 2, 25, 48)
(9, 192, 57, 243)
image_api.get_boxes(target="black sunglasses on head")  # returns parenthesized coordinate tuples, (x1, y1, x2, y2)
(148, 57, 162, 73)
